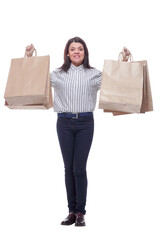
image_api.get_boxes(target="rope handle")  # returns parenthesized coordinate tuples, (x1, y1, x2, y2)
(118, 47, 133, 62)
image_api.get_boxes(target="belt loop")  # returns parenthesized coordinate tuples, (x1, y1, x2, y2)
(72, 113, 78, 119)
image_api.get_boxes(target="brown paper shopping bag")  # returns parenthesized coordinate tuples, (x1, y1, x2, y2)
(99, 51, 153, 115)
(4, 49, 53, 109)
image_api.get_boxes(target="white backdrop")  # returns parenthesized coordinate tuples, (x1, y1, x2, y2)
(0, 0, 160, 239)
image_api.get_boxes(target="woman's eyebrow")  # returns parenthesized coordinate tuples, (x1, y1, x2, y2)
(70, 46, 84, 49)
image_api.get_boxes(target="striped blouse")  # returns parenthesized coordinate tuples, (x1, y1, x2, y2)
(50, 63, 102, 113)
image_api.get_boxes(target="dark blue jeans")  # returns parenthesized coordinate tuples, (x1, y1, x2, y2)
(56, 113, 94, 215)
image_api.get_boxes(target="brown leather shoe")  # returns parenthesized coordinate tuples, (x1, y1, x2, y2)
(61, 212, 76, 225)
(75, 213, 86, 226)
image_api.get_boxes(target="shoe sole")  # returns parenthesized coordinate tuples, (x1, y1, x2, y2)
(61, 222, 75, 226)
(75, 223, 86, 227)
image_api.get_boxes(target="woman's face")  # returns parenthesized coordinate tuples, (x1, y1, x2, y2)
(67, 42, 85, 66)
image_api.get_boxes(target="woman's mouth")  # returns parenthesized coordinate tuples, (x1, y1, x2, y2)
(74, 55, 80, 58)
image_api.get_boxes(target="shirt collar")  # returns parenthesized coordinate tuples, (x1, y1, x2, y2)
(70, 63, 84, 71)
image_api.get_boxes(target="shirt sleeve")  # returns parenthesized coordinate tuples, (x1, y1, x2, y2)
(96, 70, 102, 91)
(50, 70, 57, 88)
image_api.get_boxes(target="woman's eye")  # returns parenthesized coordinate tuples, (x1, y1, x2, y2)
(70, 48, 83, 51)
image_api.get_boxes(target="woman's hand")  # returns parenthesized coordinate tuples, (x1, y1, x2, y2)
(25, 43, 35, 57)
(122, 47, 131, 61)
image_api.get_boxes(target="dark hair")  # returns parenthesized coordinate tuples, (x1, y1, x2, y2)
(59, 36, 93, 72)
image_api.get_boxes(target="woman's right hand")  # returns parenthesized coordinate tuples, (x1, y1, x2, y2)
(25, 43, 35, 57)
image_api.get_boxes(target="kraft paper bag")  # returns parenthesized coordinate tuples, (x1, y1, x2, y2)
(99, 59, 153, 115)
(4, 51, 53, 109)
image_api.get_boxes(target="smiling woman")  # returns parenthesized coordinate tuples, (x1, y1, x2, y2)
(49, 36, 102, 226)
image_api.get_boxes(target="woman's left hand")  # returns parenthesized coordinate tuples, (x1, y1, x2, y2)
(25, 43, 35, 57)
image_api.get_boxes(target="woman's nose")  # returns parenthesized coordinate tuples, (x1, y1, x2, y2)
(75, 49, 79, 53)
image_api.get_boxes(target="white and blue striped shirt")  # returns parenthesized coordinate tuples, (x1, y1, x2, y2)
(50, 63, 102, 113)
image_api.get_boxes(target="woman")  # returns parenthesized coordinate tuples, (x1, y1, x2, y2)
(26, 37, 102, 226)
